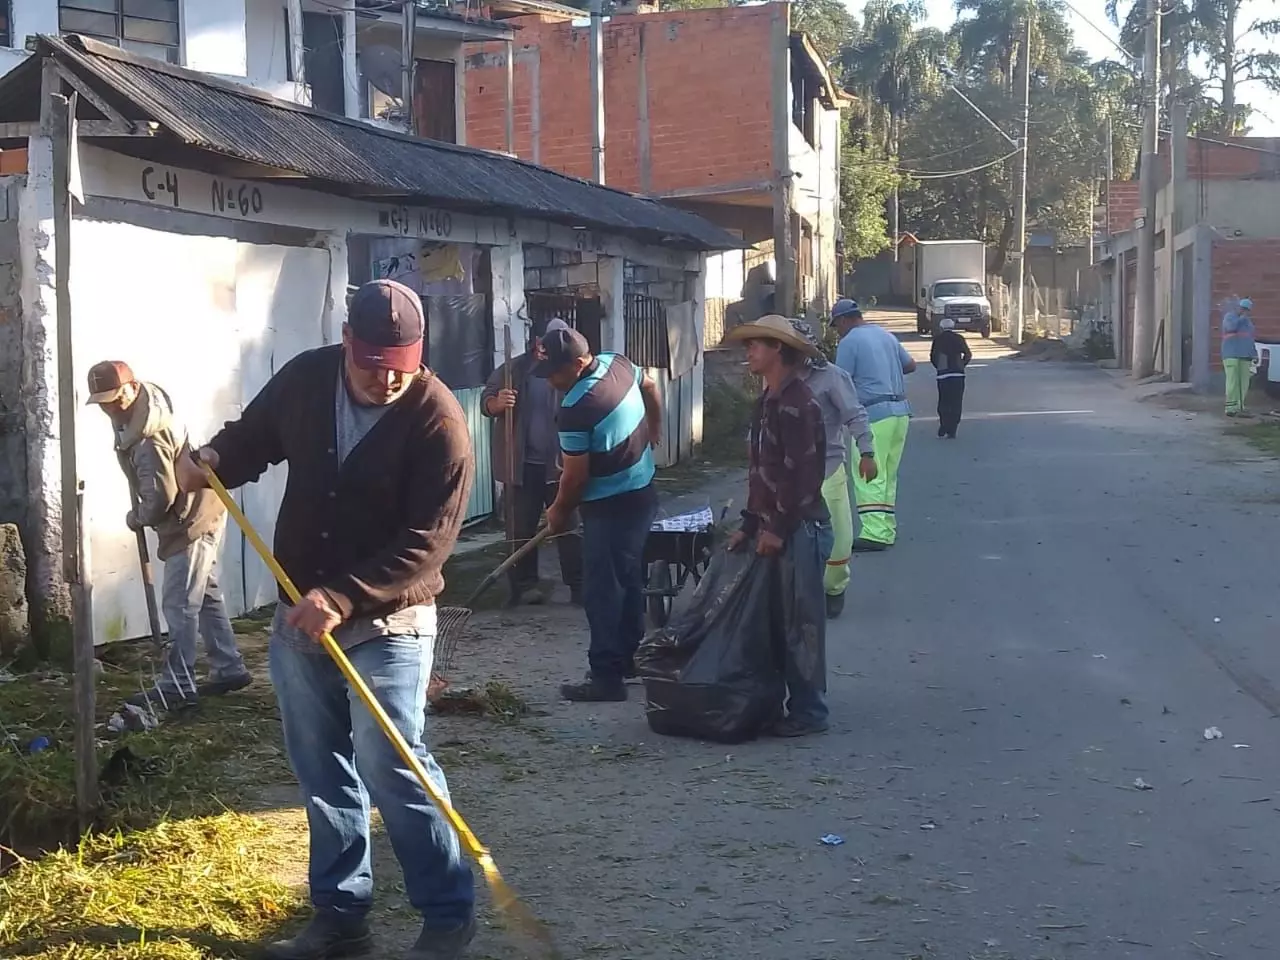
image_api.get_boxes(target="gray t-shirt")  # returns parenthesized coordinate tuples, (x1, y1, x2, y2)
(275, 368, 437, 653)
(522, 375, 557, 466)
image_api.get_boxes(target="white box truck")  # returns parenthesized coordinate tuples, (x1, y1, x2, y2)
(913, 239, 992, 338)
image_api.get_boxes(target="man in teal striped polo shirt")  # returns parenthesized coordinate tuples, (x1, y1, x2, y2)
(539, 326, 665, 702)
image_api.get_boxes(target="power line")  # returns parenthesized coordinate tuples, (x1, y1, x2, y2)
(907, 149, 1021, 179)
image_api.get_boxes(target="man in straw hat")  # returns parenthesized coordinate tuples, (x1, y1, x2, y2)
(724, 315, 833, 736)
(831, 299, 916, 551)
(786, 320, 878, 620)
(177, 279, 477, 960)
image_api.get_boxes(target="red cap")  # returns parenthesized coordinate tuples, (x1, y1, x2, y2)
(86, 360, 136, 404)
(348, 279, 425, 373)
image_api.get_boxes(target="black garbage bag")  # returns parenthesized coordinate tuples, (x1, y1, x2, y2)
(635, 548, 785, 743)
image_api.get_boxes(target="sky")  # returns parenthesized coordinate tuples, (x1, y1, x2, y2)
(914, 0, 1280, 136)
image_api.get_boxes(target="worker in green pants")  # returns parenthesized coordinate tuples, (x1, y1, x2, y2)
(791, 319, 876, 619)
(831, 299, 916, 550)
(1222, 297, 1256, 416)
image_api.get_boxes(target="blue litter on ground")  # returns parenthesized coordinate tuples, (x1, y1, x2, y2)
(819, 834, 845, 846)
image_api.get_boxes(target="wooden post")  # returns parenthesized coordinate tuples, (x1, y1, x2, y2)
(402, 0, 417, 134)
(502, 324, 515, 556)
(45, 61, 98, 826)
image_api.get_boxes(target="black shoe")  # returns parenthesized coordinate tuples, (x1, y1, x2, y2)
(946, 431, 958, 439)
(569, 585, 584, 607)
(125, 685, 198, 711)
(825, 592, 845, 619)
(769, 716, 829, 738)
(560, 675, 628, 702)
(406, 918, 476, 960)
(199, 670, 253, 697)
(264, 913, 373, 960)
(852, 538, 890, 553)
(937, 426, 947, 438)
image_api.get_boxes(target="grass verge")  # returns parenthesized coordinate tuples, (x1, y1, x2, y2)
(1226, 420, 1280, 457)
(0, 626, 286, 856)
(0, 812, 305, 959)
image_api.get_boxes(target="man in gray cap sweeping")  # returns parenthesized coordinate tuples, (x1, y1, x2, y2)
(178, 279, 477, 960)
(86, 360, 251, 709)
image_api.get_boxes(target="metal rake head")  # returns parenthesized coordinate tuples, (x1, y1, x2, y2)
(430, 606, 474, 703)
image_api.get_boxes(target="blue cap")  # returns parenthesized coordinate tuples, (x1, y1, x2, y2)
(1239, 298, 1253, 310)
(832, 298, 860, 319)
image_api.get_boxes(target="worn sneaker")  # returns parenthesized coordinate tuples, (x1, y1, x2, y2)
(825, 592, 845, 620)
(263, 913, 372, 960)
(199, 671, 253, 697)
(852, 538, 890, 553)
(125, 685, 197, 712)
(405, 918, 477, 960)
(560, 675, 627, 702)
(769, 716, 829, 738)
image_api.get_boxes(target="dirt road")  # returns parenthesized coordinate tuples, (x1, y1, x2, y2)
(281, 313, 1280, 960)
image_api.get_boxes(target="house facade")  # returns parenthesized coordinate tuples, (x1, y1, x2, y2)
(1095, 131, 1280, 388)
(0, 34, 735, 647)
(463, 1, 845, 343)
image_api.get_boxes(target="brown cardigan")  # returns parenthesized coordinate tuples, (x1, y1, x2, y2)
(208, 345, 474, 620)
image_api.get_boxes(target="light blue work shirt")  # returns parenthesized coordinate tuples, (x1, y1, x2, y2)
(1222, 310, 1257, 360)
(835, 324, 913, 423)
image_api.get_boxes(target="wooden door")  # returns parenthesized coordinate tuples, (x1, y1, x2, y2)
(413, 59, 457, 143)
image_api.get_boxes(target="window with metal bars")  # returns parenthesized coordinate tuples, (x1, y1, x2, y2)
(0, 4, 9, 49)
(58, 0, 180, 64)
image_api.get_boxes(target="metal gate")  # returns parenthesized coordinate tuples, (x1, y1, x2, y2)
(624, 293, 670, 369)
(526, 291, 604, 354)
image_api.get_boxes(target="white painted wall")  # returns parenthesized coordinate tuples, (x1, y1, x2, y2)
(17, 143, 712, 641)
(69, 219, 333, 641)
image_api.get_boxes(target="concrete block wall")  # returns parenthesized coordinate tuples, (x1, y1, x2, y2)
(524, 245, 599, 290)
(0, 176, 26, 531)
(1209, 236, 1280, 368)
(465, 5, 776, 195)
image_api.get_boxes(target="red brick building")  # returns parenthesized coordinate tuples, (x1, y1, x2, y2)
(1097, 133, 1280, 386)
(464, 1, 846, 333)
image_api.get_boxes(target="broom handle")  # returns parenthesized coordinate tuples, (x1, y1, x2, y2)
(465, 525, 552, 608)
(199, 464, 498, 873)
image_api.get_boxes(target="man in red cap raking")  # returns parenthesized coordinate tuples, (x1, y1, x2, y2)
(178, 279, 477, 960)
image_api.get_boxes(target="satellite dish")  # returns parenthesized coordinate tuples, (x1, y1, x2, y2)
(359, 44, 403, 97)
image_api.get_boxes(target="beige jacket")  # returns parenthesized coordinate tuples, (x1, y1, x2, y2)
(115, 382, 224, 560)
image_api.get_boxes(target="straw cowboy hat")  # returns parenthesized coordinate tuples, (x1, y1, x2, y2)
(724, 314, 822, 359)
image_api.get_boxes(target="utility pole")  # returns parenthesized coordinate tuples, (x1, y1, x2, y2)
(1133, 0, 1160, 378)
(588, 0, 605, 183)
(402, 0, 417, 134)
(1011, 16, 1031, 346)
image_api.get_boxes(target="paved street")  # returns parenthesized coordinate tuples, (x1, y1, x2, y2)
(446, 313, 1280, 960)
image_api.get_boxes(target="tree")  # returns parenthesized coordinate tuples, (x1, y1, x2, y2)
(839, 130, 902, 260)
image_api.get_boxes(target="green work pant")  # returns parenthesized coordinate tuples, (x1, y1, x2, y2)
(821, 463, 852, 597)
(853, 415, 909, 546)
(1224, 357, 1253, 414)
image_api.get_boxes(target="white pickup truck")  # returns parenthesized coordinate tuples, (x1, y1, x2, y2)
(913, 240, 993, 339)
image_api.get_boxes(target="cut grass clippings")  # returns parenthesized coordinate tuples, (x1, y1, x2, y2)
(1227, 419, 1280, 457)
(0, 628, 286, 856)
(0, 812, 305, 959)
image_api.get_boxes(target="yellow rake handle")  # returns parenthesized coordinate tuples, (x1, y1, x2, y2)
(200, 465, 500, 879)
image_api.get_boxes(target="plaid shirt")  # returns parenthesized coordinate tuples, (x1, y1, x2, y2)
(742, 373, 828, 539)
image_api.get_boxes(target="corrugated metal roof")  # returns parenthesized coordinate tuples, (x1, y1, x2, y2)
(16, 35, 742, 251)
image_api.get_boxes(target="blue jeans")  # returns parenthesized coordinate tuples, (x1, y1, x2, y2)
(781, 519, 831, 725)
(269, 627, 474, 927)
(581, 487, 659, 683)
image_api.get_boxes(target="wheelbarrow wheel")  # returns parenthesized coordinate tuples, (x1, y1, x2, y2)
(646, 562, 674, 628)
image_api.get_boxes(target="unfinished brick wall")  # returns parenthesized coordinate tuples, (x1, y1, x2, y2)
(465, 6, 778, 194)
(1107, 180, 1141, 235)
(1209, 237, 1280, 367)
